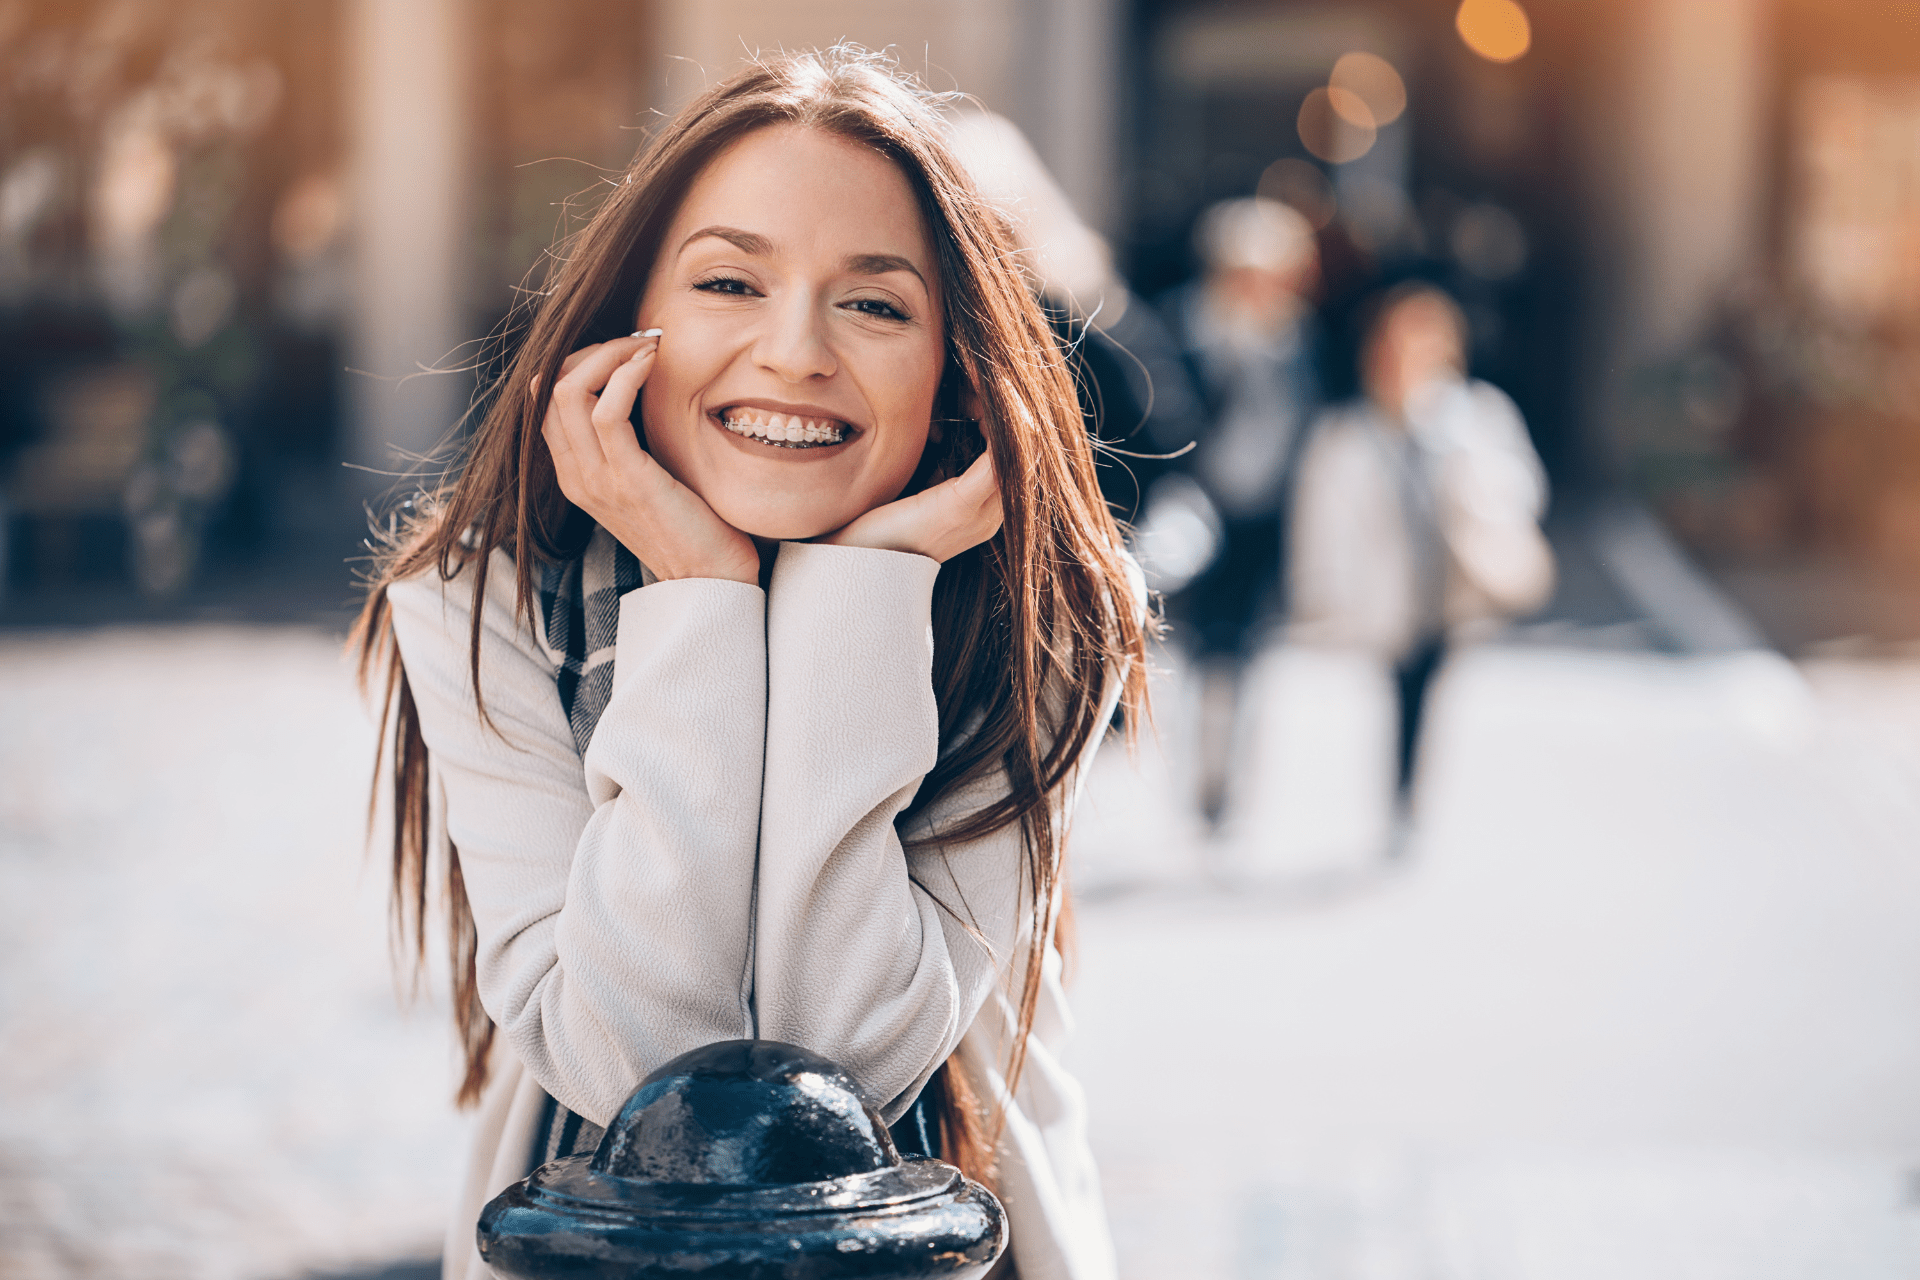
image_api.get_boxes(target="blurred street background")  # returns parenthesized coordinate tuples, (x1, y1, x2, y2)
(5, 1, 1920, 1277)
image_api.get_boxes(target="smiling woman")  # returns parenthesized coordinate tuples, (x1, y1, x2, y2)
(349, 45, 1148, 1280)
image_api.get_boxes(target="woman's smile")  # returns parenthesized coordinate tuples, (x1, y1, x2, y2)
(710, 399, 858, 451)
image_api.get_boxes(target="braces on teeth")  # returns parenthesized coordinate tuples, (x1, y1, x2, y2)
(720, 412, 847, 447)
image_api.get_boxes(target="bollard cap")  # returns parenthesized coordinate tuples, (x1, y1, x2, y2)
(478, 1039, 1007, 1279)
(595, 1038, 895, 1186)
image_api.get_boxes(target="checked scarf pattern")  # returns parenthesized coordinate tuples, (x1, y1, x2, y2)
(524, 523, 642, 1170)
(536, 524, 647, 755)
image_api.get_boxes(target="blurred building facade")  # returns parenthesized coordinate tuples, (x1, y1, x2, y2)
(0, 0, 347, 597)
(0, 0, 1916, 629)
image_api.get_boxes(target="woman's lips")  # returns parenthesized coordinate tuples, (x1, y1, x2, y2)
(712, 408, 852, 450)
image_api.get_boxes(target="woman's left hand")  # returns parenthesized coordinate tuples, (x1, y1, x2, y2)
(819, 450, 1002, 563)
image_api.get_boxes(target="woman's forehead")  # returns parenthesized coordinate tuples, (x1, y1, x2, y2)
(665, 125, 936, 279)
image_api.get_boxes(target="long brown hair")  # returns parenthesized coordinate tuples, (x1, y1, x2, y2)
(351, 45, 1148, 1185)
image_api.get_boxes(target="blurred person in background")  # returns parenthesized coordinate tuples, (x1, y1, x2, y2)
(1160, 196, 1323, 829)
(1290, 283, 1553, 854)
(354, 48, 1146, 1280)
(945, 110, 1206, 531)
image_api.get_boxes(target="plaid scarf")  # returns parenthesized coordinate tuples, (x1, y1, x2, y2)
(536, 525, 647, 755)
(524, 524, 642, 1172)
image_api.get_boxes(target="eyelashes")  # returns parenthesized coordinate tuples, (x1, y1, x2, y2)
(692, 274, 756, 297)
(844, 297, 910, 322)
(689, 275, 912, 323)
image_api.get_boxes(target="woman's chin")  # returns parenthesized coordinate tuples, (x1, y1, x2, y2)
(709, 502, 849, 545)
(690, 470, 911, 544)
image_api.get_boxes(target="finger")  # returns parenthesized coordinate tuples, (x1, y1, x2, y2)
(542, 419, 585, 505)
(948, 452, 1002, 549)
(553, 335, 655, 408)
(936, 451, 998, 523)
(556, 333, 650, 380)
(531, 345, 600, 408)
(546, 377, 608, 475)
(605, 427, 677, 504)
(954, 486, 1002, 546)
(951, 450, 997, 499)
(542, 412, 572, 456)
(590, 343, 657, 453)
(976, 485, 1005, 541)
(557, 345, 600, 377)
(531, 358, 592, 466)
(533, 375, 581, 465)
(549, 345, 642, 470)
(551, 341, 654, 470)
(870, 454, 994, 560)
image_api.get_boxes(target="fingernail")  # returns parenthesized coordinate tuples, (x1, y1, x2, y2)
(631, 328, 663, 339)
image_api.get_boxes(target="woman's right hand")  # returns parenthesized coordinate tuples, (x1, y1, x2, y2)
(541, 334, 761, 586)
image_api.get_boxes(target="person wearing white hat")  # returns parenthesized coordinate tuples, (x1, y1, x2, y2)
(1161, 196, 1324, 828)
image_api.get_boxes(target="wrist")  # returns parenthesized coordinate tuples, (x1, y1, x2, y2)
(817, 528, 920, 558)
(601, 523, 760, 586)
(641, 549, 760, 586)
(650, 563, 760, 586)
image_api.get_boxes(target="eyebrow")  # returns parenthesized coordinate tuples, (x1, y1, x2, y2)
(679, 225, 772, 257)
(678, 225, 927, 290)
(843, 252, 926, 288)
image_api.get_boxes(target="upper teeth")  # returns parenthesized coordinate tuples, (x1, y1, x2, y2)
(720, 412, 847, 446)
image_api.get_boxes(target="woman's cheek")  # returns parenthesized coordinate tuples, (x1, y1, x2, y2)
(871, 427, 934, 509)
(636, 377, 691, 480)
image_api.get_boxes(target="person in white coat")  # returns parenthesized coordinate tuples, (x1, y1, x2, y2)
(1290, 283, 1553, 839)
(351, 48, 1149, 1280)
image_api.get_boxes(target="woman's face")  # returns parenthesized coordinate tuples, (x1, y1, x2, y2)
(1364, 293, 1464, 421)
(635, 124, 946, 541)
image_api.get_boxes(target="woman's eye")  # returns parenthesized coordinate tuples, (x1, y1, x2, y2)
(692, 276, 757, 297)
(845, 298, 909, 321)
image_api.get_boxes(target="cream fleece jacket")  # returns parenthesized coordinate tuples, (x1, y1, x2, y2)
(388, 538, 1128, 1280)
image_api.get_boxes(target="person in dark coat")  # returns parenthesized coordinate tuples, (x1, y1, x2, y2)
(1159, 197, 1323, 828)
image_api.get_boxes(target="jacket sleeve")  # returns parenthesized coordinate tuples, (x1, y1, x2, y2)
(750, 540, 1134, 1121)
(1441, 381, 1550, 522)
(1287, 411, 1414, 651)
(1430, 381, 1556, 619)
(387, 549, 767, 1125)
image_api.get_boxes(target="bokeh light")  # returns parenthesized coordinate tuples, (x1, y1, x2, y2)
(1298, 86, 1377, 164)
(270, 173, 345, 262)
(1329, 52, 1407, 127)
(1327, 85, 1377, 131)
(1456, 0, 1532, 63)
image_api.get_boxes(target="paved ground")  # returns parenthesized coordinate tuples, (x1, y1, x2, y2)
(4, 621, 1920, 1278)
(0, 627, 464, 1280)
(1070, 642, 1920, 1279)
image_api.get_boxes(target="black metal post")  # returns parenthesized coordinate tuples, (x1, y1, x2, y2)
(478, 1039, 1008, 1279)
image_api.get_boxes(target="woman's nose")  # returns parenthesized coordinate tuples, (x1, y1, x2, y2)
(753, 292, 837, 383)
